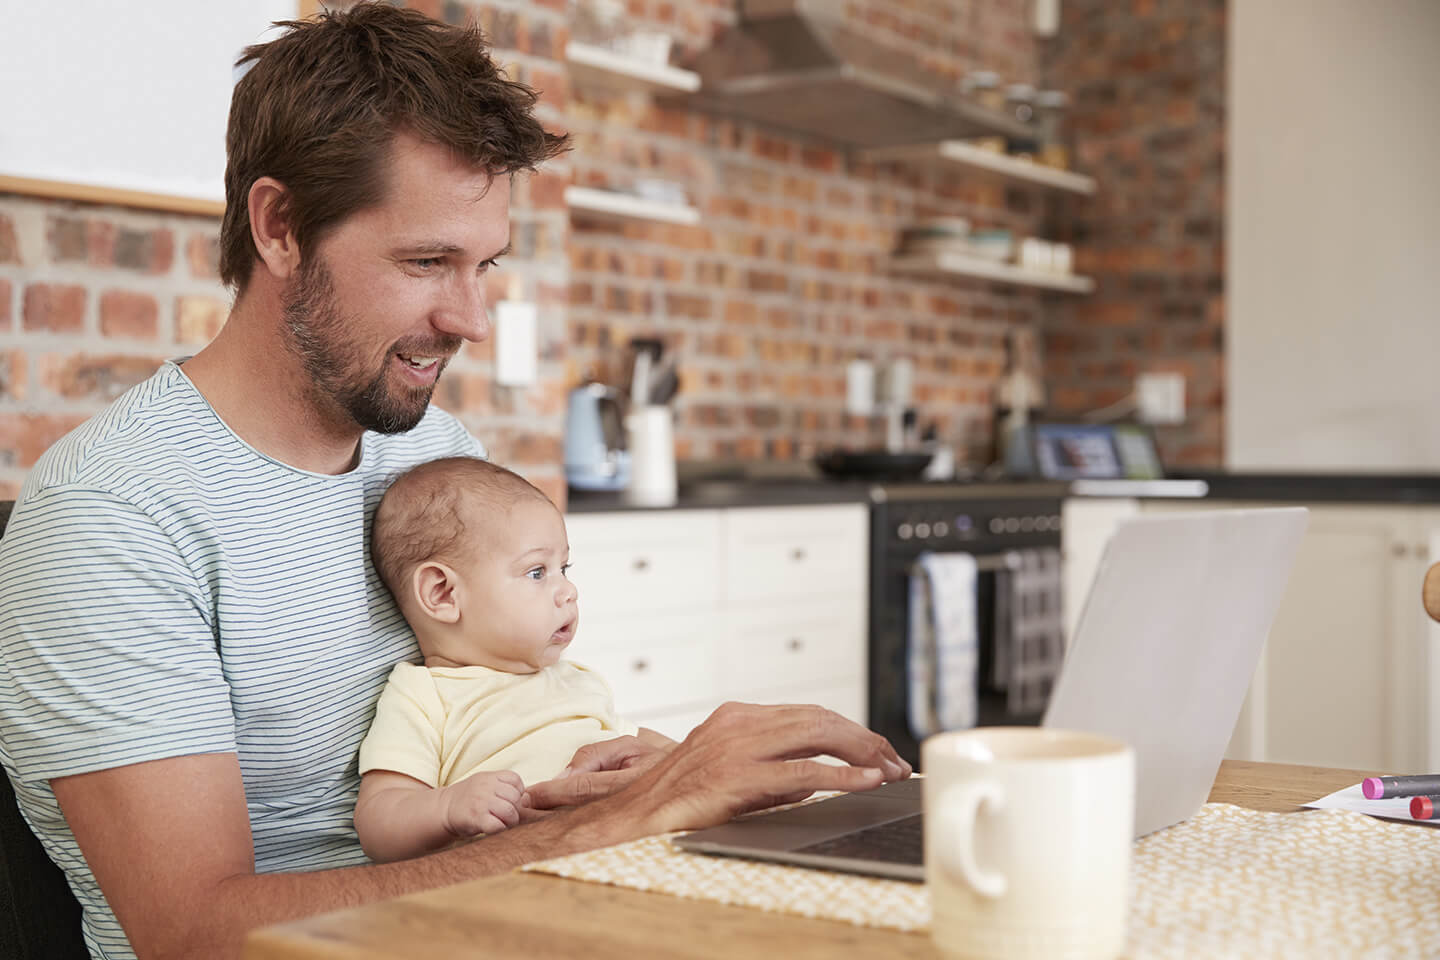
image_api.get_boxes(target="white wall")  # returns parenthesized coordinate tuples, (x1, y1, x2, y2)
(1227, 0, 1440, 470)
(0, 1, 296, 203)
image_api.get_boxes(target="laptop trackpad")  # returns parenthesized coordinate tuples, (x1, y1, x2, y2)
(681, 777, 921, 853)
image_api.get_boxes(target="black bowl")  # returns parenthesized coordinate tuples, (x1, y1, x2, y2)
(814, 450, 933, 481)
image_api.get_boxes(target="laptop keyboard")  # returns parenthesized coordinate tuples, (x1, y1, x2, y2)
(793, 813, 924, 866)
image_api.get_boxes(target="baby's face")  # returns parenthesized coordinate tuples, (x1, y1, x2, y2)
(451, 496, 579, 673)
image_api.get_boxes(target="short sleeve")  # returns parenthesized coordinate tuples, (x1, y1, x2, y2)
(358, 664, 446, 786)
(0, 487, 236, 782)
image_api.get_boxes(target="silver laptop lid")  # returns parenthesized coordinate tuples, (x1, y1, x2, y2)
(1044, 507, 1309, 836)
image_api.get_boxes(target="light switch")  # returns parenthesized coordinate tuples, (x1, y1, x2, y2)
(846, 360, 875, 416)
(1136, 372, 1185, 424)
(494, 299, 538, 387)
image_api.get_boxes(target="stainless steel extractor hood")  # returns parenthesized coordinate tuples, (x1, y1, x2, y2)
(684, 0, 1033, 149)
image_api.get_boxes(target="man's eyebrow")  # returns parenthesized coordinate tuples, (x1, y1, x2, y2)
(392, 241, 512, 259)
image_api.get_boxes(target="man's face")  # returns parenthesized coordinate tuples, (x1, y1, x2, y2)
(281, 134, 510, 434)
(453, 496, 579, 674)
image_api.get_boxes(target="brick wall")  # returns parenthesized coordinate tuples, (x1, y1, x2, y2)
(2, 0, 1210, 501)
(1041, 0, 1226, 467)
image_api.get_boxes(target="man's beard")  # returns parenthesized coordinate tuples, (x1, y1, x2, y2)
(281, 257, 459, 435)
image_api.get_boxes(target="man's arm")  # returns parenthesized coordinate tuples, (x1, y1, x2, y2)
(53, 754, 621, 960)
(353, 769, 524, 863)
(55, 702, 907, 960)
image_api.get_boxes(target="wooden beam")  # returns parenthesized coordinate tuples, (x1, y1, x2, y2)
(0, 175, 224, 218)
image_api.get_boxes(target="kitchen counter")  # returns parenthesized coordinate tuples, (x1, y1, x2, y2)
(565, 478, 1071, 513)
(1078, 471, 1440, 505)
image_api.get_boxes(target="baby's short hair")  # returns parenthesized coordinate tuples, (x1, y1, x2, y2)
(371, 456, 551, 599)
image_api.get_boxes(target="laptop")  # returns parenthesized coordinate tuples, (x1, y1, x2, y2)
(674, 507, 1310, 880)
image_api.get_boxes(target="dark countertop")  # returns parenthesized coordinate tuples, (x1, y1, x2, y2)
(565, 469, 1440, 513)
(1088, 471, 1440, 505)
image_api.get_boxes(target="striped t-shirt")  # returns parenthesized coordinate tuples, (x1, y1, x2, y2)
(0, 360, 483, 960)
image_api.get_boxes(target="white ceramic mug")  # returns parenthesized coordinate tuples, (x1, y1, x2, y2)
(623, 406, 677, 507)
(923, 727, 1134, 960)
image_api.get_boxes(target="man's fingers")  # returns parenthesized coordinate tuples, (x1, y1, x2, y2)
(525, 767, 635, 810)
(703, 703, 911, 781)
(564, 736, 650, 776)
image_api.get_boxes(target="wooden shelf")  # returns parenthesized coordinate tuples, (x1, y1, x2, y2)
(890, 252, 1094, 293)
(565, 186, 700, 226)
(564, 42, 700, 95)
(862, 141, 1097, 196)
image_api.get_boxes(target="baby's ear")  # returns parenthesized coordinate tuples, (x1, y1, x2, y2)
(412, 561, 462, 624)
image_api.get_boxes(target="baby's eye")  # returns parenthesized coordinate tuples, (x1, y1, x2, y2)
(560, 563, 572, 578)
(525, 566, 545, 581)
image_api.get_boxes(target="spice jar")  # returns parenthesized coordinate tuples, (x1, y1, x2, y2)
(1035, 89, 1071, 170)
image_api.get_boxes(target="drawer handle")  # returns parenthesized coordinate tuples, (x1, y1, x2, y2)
(632, 557, 650, 571)
(787, 637, 804, 653)
(631, 659, 649, 673)
(791, 548, 806, 562)
(1393, 543, 1408, 559)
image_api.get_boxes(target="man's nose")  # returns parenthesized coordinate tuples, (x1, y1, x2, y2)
(433, 275, 490, 343)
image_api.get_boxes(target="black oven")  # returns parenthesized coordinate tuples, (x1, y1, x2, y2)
(865, 482, 1067, 768)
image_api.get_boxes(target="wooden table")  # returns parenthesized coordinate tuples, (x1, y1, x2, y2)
(243, 760, 1370, 960)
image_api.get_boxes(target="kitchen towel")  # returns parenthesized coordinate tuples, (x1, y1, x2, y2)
(992, 546, 1065, 715)
(907, 551, 978, 739)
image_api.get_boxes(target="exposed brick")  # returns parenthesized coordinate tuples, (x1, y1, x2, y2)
(38, 353, 165, 402)
(0, 352, 27, 401)
(115, 227, 174, 274)
(0, 413, 90, 469)
(186, 233, 221, 280)
(0, 213, 19, 264)
(100, 290, 160, 340)
(23, 284, 86, 333)
(175, 295, 228, 344)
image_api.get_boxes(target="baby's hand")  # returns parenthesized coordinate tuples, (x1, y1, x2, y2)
(440, 770, 526, 838)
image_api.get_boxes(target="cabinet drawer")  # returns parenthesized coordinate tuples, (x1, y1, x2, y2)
(723, 608, 864, 697)
(738, 681, 868, 728)
(572, 638, 718, 716)
(565, 510, 722, 619)
(724, 505, 867, 605)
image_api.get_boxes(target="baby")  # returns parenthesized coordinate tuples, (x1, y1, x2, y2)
(354, 456, 670, 862)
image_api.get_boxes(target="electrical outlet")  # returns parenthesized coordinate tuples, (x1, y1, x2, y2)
(1136, 372, 1185, 424)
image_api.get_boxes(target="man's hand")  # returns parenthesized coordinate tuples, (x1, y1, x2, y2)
(571, 702, 912, 836)
(440, 770, 526, 838)
(524, 733, 673, 811)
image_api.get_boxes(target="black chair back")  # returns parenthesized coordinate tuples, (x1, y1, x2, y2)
(0, 500, 90, 959)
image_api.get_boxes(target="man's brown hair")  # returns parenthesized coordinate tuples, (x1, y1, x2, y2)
(220, 2, 569, 293)
(371, 456, 553, 600)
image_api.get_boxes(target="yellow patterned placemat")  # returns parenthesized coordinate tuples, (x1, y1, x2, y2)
(522, 803, 1440, 957)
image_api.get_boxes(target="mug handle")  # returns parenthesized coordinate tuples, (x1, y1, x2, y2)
(936, 781, 1007, 898)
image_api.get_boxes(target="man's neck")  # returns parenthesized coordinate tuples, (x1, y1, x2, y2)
(181, 293, 365, 476)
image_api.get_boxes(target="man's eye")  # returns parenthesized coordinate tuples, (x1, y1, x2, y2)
(477, 257, 499, 274)
(411, 258, 441, 270)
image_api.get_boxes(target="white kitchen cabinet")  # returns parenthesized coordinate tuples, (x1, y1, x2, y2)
(564, 503, 869, 741)
(1066, 498, 1440, 771)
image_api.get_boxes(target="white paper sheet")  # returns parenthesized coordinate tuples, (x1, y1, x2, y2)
(1303, 782, 1440, 827)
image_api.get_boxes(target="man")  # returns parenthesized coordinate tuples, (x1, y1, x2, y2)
(0, 6, 909, 960)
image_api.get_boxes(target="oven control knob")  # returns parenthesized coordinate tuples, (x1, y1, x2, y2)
(934, 521, 949, 537)
(915, 522, 931, 538)
(1019, 516, 1035, 532)
(989, 518, 1004, 534)
(897, 523, 913, 540)
(1002, 518, 1020, 533)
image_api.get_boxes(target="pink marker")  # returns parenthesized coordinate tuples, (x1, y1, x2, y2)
(1363, 775, 1440, 800)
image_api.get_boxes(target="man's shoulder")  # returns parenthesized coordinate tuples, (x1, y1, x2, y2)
(23, 362, 212, 497)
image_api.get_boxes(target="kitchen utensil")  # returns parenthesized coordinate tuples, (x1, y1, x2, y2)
(813, 450, 933, 481)
(564, 383, 630, 491)
(649, 359, 679, 405)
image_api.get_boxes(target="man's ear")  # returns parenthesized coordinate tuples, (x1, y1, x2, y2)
(247, 176, 302, 281)
(411, 561, 463, 625)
